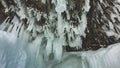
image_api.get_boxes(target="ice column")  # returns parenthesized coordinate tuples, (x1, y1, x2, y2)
(54, 0, 67, 61)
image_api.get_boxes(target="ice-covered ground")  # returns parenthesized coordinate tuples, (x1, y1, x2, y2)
(0, 30, 120, 68)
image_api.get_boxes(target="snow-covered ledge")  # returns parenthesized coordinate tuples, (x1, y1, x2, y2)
(49, 43, 120, 68)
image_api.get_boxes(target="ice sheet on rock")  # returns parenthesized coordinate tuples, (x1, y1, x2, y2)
(0, 30, 26, 68)
(1, 33, 31, 68)
(50, 43, 120, 68)
(81, 43, 120, 68)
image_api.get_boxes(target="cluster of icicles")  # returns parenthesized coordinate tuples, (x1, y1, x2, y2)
(0, 0, 90, 61)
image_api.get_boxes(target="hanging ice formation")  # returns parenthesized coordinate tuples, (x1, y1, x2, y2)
(0, 0, 91, 61)
(1, 27, 120, 68)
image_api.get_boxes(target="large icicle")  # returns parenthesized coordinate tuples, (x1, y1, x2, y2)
(52, 0, 67, 61)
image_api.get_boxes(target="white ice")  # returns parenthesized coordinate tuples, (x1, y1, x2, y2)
(0, 29, 120, 68)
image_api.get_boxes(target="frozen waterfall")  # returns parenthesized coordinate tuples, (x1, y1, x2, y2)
(0, 31, 120, 68)
(0, 0, 120, 68)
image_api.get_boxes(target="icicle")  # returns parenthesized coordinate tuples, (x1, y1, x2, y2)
(78, 0, 90, 37)
(57, 14, 64, 35)
(7, 24, 14, 32)
(45, 39, 53, 61)
(44, 27, 54, 61)
(83, 0, 90, 12)
(16, 22, 22, 36)
(53, 38, 63, 61)
(66, 10, 70, 20)
(19, 24, 25, 39)
(0, 17, 9, 30)
(53, 0, 67, 61)
(27, 12, 36, 32)
(0, 21, 9, 31)
(11, 16, 19, 34)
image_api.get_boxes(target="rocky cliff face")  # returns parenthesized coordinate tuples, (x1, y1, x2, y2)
(0, 0, 120, 52)
(84, 0, 120, 50)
